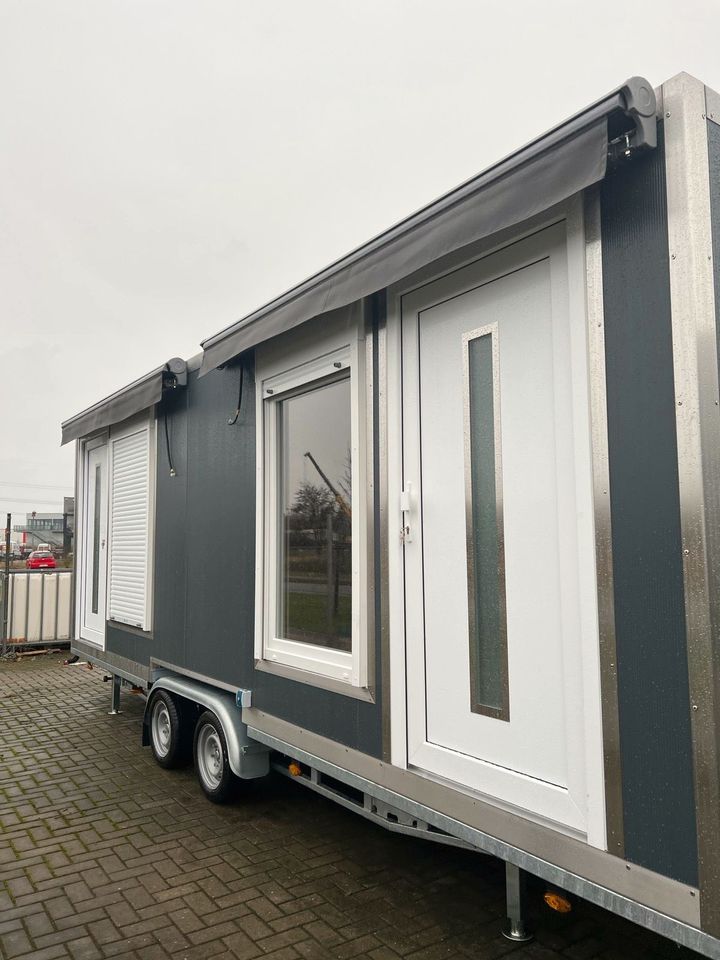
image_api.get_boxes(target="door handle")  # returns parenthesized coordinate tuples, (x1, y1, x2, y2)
(401, 483, 414, 543)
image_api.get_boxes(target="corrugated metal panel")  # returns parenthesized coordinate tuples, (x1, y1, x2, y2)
(109, 428, 150, 629)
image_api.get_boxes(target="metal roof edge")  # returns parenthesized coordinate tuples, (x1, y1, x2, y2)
(198, 75, 655, 363)
(61, 363, 167, 432)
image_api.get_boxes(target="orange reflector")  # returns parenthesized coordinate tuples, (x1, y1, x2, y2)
(288, 762, 302, 777)
(544, 891, 572, 913)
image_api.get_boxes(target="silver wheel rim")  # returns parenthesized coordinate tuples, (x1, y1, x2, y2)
(197, 723, 223, 790)
(151, 701, 172, 758)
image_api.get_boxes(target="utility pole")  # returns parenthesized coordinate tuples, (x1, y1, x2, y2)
(62, 513, 70, 558)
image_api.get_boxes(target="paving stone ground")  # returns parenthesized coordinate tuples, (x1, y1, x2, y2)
(0, 654, 703, 960)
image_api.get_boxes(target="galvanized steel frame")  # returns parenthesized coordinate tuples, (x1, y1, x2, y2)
(584, 186, 624, 857)
(664, 73, 720, 937)
(375, 296, 392, 763)
(244, 713, 716, 957)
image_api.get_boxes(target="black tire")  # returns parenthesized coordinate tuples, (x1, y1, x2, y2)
(193, 710, 235, 803)
(148, 690, 188, 769)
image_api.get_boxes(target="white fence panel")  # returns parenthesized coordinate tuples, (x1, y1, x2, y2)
(4, 571, 73, 643)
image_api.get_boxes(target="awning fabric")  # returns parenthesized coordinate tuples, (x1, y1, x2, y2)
(199, 77, 656, 375)
(61, 366, 166, 445)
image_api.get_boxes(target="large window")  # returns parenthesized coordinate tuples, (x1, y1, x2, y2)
(257, 329, 368, 690)
(278, 376, 352, 652)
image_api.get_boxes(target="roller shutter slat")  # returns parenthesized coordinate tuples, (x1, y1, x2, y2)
(109, 429, 149, 629)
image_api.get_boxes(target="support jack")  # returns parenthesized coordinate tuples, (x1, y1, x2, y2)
(108, 674, 122, 715)
(502, 862, 533, 943)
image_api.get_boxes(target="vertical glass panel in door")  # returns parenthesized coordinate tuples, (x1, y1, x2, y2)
(92, 463, 101, 615)
(465, 329, 509, 719)
(278, 377, 352, 651)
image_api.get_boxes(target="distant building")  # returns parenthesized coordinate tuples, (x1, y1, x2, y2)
(13, 500, 74, 554)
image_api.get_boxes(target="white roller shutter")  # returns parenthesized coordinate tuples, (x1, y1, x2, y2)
(109, 426, 150, 629)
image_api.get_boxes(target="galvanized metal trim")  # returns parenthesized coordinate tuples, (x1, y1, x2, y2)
(705, 86, 720, 127)
(584, 186, 624, 857)
(272, 762, 475, 851)
(244, 707, 699, 926)
(461, 322, 509, 721)
(246, 716, 717, 956)
(376, 300, 391, 763)
(664, 72, 720, 936)
(364, 297, 377, 700)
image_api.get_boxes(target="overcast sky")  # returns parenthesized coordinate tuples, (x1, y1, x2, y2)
(1, 0, 719, 521)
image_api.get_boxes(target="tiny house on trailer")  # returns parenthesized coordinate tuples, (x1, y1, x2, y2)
(62, 73, 720, 955)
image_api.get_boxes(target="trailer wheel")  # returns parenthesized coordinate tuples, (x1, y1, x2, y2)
(148, 691, 187, 769)
(193, 711, 234, 803)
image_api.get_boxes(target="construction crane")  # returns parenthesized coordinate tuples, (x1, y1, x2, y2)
(303, 451, 351, 520)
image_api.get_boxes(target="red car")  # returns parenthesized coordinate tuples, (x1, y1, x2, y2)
(26, 550, 56, 570)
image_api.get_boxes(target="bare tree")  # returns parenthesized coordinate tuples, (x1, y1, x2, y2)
(289, 482, 334, 548)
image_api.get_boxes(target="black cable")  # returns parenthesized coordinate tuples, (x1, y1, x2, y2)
(163, 408, 176, 477)
(227, 360, 244, 426)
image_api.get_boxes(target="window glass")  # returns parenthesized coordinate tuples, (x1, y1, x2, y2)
(92, 464, 101, 615)
(277, 376, 352, 651)
(466, 330, 508, 718)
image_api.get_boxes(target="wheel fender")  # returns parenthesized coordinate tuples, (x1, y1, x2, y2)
(143, 675, 269, 779)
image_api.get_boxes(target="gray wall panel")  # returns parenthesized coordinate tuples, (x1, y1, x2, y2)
(106, 353, 383, 758)
(183, 360, 254, 686)
(152, 387, 189, 667)
(178, 357, 383, 757)
(106, 387, 189, 669)
(601, 128, 698, 886)
(105, 622, 151, 665)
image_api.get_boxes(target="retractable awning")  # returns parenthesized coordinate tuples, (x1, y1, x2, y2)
(199, 77, 656, 375)
(61, 358, 187, 445)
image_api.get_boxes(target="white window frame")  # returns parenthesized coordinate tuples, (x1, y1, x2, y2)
(254, 310, 369, 689)
(106, 411, 156, 632)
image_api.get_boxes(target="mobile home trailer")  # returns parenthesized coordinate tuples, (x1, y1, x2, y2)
(62, 73, 720, 955)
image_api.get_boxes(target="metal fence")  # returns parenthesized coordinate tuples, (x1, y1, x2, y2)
(0, 570, 73, 650)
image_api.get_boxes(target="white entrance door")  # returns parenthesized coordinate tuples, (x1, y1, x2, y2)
(81, 441, 108, 647)
(401, 221, 602, 839)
